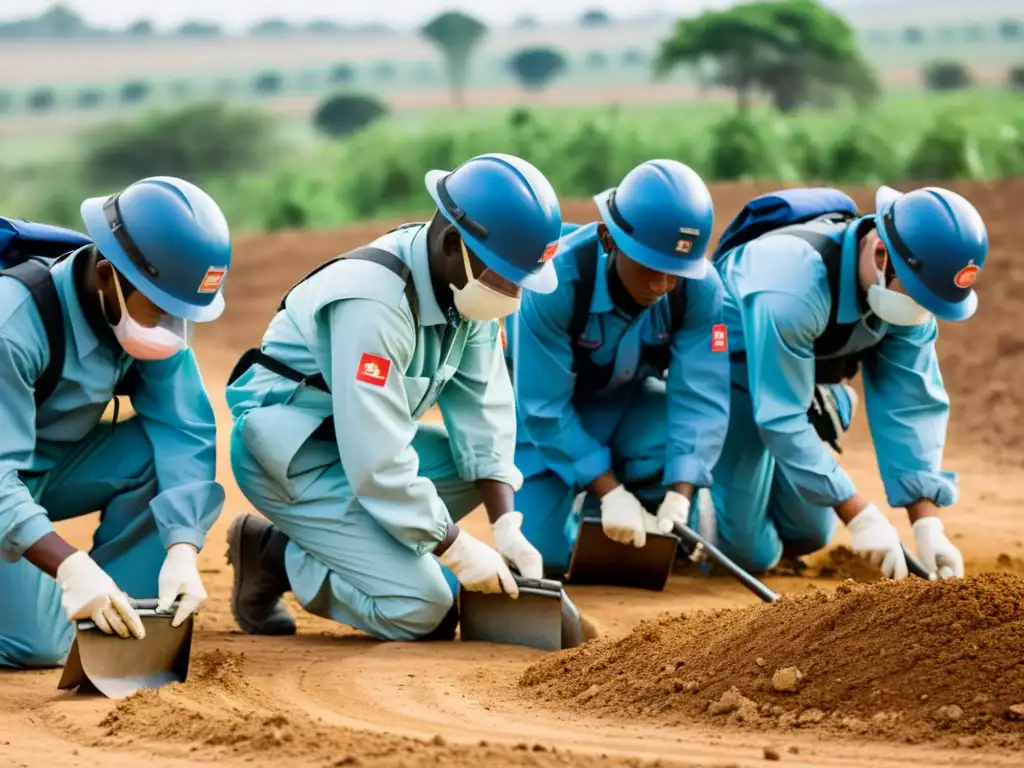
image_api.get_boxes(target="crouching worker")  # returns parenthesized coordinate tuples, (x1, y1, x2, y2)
(705, 185, 985, 579)
(0, 177, 231, 669)
(505, 160, 731, 577)
(225, 153, 561, 640)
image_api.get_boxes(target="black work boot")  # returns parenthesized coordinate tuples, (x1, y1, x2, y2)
(225, 513, 297, 635)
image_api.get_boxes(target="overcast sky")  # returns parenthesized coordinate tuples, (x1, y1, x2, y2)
(1, 1, 714, 31)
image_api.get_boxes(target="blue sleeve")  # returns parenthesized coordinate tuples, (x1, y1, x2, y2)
(739, 240, 857, 507)
(130, 349, 226, 552)
(327, 298, 451, 555)
(0, 299, 54, 562)
(515, 274, 612, 489)
(664, 269, 731, 488)
(862, 318, 957, 508)
(436, 319, 522, 489)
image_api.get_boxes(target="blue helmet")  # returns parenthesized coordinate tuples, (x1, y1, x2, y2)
(875, 185, 987, 322)
(593, 159, 714, 279)
(424, 153, 562, 294)
(81, 176, 232, 322)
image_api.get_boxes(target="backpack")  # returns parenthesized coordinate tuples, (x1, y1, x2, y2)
(0, 216, 139, 408)
(568, 243, 688, 394)
(711, 188, 866, 383)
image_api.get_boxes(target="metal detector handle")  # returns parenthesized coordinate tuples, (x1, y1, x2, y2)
(901, 544, 937, 581)
(673, 523, 779, 603)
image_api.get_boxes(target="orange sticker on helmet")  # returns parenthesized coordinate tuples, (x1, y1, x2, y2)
(953, 264, 979, 288)
(540, 242, 558, 262)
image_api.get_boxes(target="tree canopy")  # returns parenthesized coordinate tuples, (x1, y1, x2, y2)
(655, 0, 880, 113)
(508, 47, 568, 91)
(420, 11, 487, 109)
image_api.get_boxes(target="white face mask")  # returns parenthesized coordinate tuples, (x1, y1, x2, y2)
(100, 270, 189, 360)
(449, 240, 521, 321)
(865, 267, 932, 326)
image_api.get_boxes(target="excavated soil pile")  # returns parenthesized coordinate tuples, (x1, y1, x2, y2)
(520, 573, 1024, 748)
(97, 650, 669, 767)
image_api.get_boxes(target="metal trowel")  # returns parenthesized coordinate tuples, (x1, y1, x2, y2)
(458, 574, 586, 652)
(57, 598, 193, 700)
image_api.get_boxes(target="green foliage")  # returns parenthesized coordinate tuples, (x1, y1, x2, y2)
(6, 94, 1022, 235)
(507, 47, 568, 91)
(580, 10, 611, 26)
(77, 89, 103, 109)
(420, 11, 487, 109)
(656, 0, 880, 114)
(1009, 66, 1024, 92)
(79, 103, 277, 188)
(313, 94, 388, 140)
(923, 61, 972, 91)
(330, 64, 355, 84)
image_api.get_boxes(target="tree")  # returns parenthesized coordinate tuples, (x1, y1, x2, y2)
(0, 91, 10, 113)
(308, 20, 342, 34)
(903, 26, 923, 44)
(126, 19, 154, 37)
(34, 5, 86, 37)
(120, 81, 150, 104)
(176, 20, 221, 37)
(77, 89, 103, 109)
(514, 15, 538, 29)
(253, 72, 284, 95)
(250, 19, 293, 36)
(27, 89, 56, 112)
(585, 51, 608, 68)
(923, 61, 971, 91)
(313, 94, 388, 139)
(420, 11, 487, 109)
(508, 47, 568, 91)
(998, 20, 1021, 40)
(580, 9, 611, 26)
(330, 64, 355, 84)
(655, 0, 880, 114)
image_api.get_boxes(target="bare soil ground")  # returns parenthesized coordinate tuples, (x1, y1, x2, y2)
(1, 181, 1022, 767)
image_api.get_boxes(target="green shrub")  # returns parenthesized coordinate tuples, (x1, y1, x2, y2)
(905, 116, 984, 181)
(313, 94, 388, 139)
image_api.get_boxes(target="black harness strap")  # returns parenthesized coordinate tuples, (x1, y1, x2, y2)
(227, 246, 420, 396)
(1, 259, 66, 406)
(567, 246, 688, 394)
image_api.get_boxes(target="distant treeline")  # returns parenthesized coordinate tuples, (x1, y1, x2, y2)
(0, 4, 616, 40)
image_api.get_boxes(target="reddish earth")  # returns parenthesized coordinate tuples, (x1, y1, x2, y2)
(1, 180, 1022, 767)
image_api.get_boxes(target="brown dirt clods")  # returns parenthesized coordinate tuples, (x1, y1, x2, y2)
(520, 573, 1024, 748)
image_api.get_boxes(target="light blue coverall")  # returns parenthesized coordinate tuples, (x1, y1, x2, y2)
(711, 216, 957, 572)
(0, 249, 224, 669)
(225, 224, 520, 642)
(507, 223, 731, 572)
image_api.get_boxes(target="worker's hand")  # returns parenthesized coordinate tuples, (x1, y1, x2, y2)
(438, 528, 519, 598)
(55, 551, 146, 639)
(912, 517, 964, 579)
(599, 485, 647, 548)
(655, 490, 691, 534)
(846, 504, 908, 580)
(492, 512, 543, 580)
(158, 543, 208, 627)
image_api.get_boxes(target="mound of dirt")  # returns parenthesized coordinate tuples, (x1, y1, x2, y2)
(98, 650, 666, 767)
(520, 574, 1024, 748)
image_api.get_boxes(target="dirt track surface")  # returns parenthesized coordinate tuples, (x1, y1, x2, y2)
(2, 180, 1023, 767)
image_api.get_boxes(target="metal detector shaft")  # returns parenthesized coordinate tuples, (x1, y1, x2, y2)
(673, 523, 779, 603)
(901, 544, 937, 580)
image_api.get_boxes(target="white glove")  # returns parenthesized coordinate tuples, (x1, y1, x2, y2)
(157, 543, 208, 627)
(438, 528, 519, 598)
(846, 504, 908, 580)
(913, 517, 964, 580)
(600, 485, 647, 548)
(655, 490, 690, 534)
(55, 551, 146, 639)
(492, 512, 543, 580)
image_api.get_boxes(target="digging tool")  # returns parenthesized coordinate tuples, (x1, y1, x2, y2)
(458, 574, 585, 652)
(564, 518, 679, 591)
(902, 544, 938, 581)
(673, 523, 779, 603)
(57, 598, 193, 699)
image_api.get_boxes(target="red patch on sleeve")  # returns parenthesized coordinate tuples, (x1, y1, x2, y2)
(355, 353, 391, 387)
(711, 324, 728, 353)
